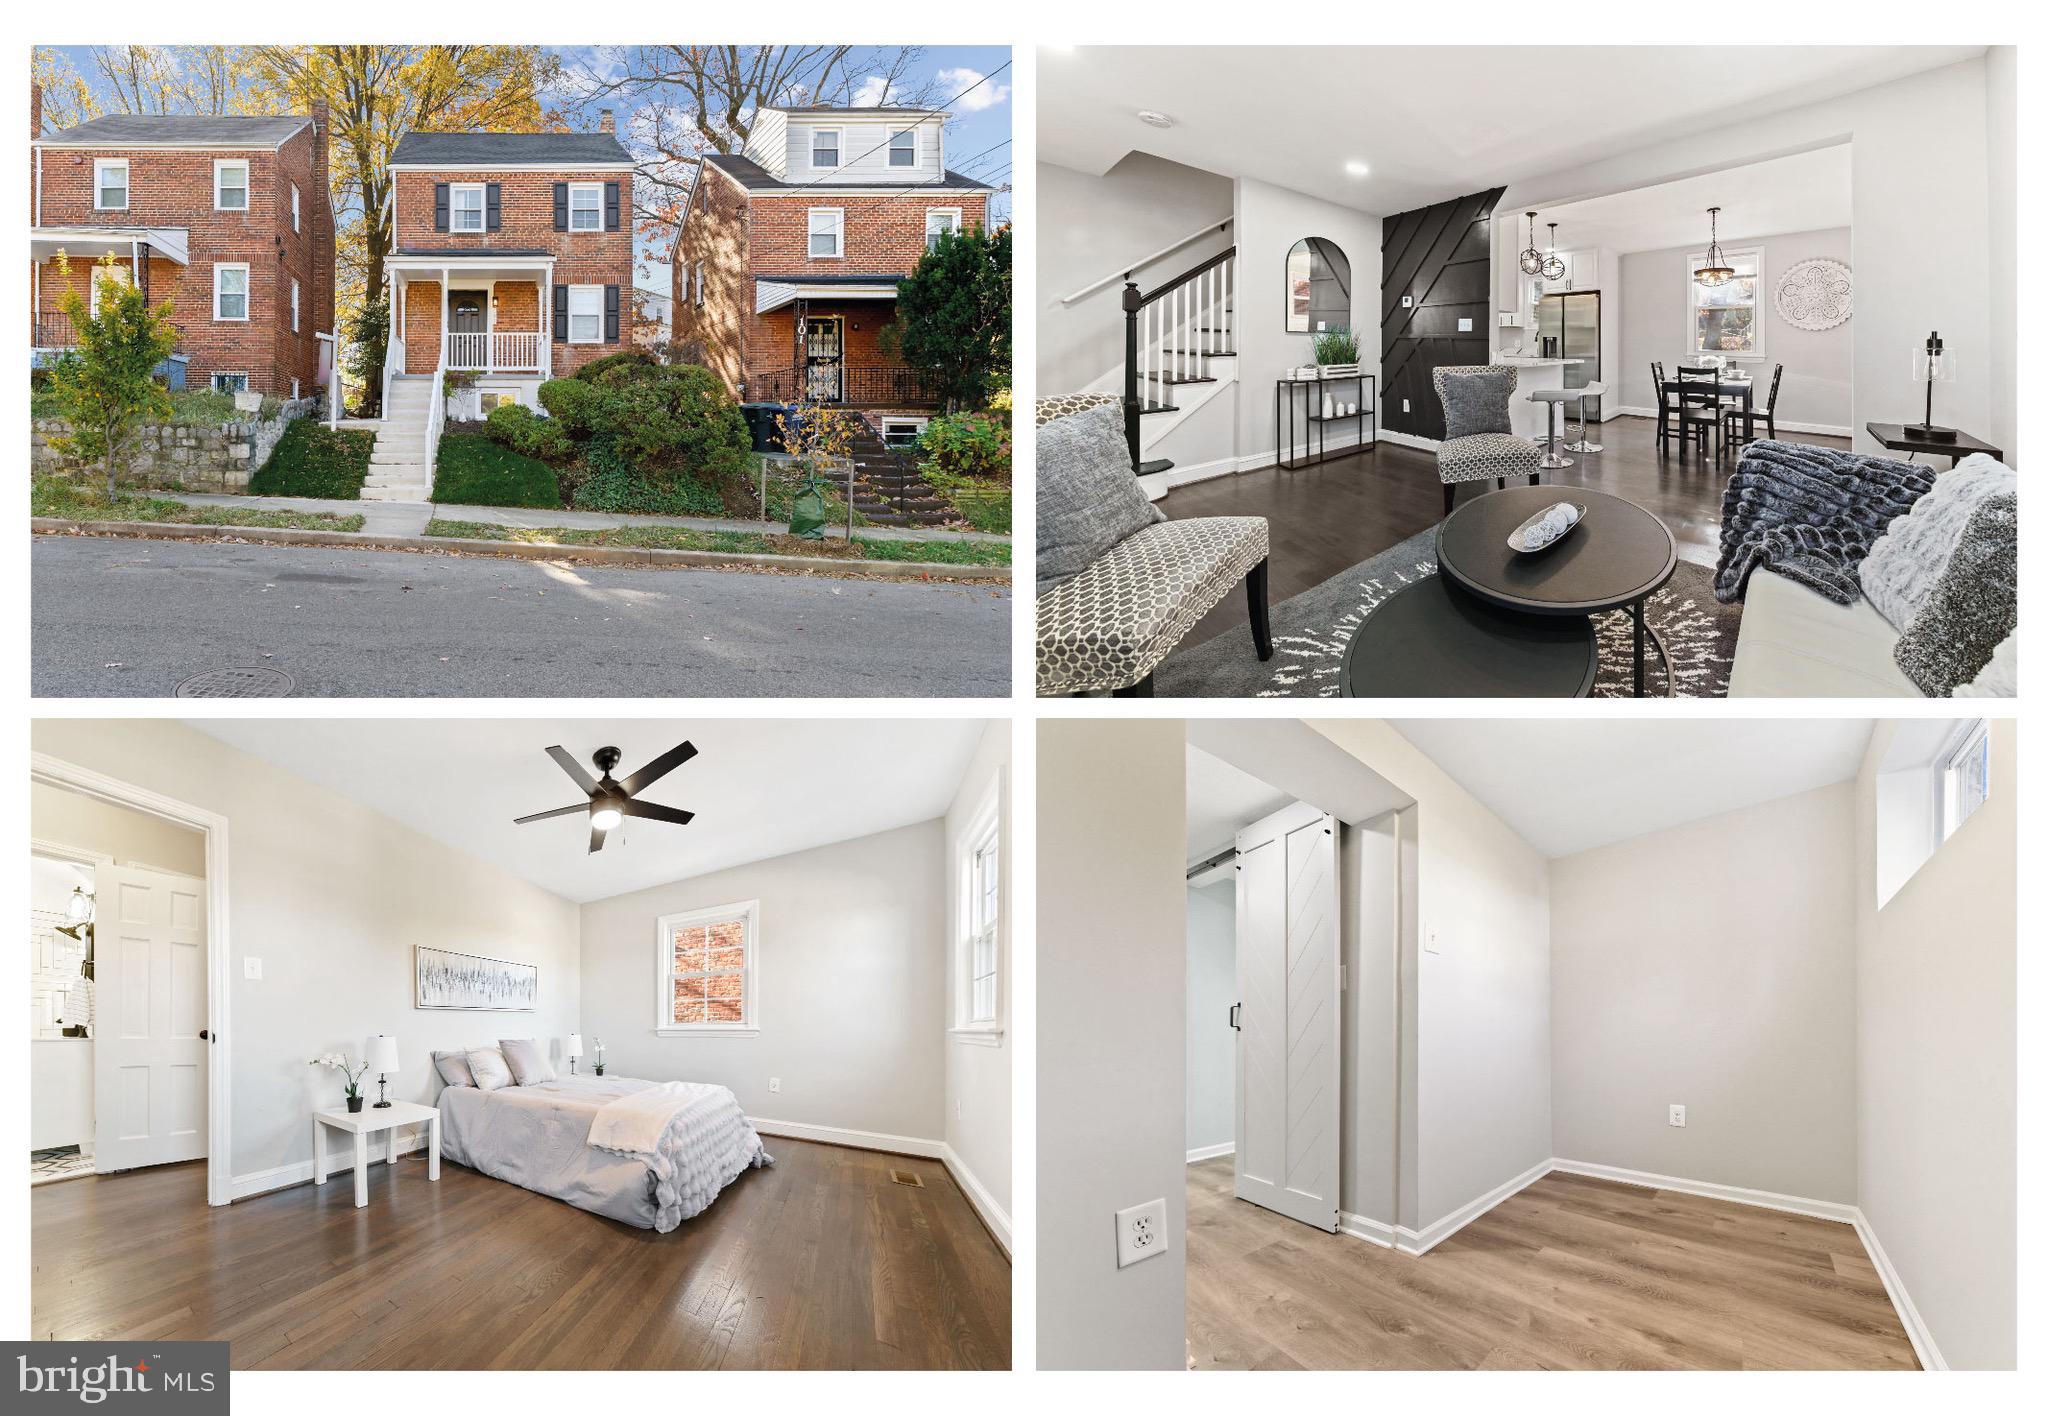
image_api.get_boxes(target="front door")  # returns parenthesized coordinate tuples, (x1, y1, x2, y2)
(449, 290, 488, 369)
(805, 317, 844, 402)
(93, 864, 208, 1173)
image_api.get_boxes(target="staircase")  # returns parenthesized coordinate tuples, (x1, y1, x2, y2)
(843, 418, 957, 528)
(364, 374, 435, 502)
(1122, 248, 1238, 492)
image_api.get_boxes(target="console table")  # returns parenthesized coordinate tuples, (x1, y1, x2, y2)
(1276, 372, 1376, 471)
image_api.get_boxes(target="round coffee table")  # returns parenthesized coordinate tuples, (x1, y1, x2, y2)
(1436, 485, 1678, 697)
(1340, 576, 1597, 697)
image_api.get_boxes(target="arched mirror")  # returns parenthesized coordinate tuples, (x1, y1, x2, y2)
(1285, 238, 1351, 333)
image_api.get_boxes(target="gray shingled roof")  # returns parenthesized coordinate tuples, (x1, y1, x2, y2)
(389, 131, 633, 166)
(40, 114, 311, 147)
(706, 153, 993, 192)
(768, 105, 943, 115)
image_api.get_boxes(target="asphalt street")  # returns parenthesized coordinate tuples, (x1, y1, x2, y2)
(32, 536, 1011, 698)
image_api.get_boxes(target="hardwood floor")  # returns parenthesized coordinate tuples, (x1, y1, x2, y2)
(1186, 1158, 1916, 1370)
(30, 1138, 1010, 1370)
(1163, 415, 1849, 651)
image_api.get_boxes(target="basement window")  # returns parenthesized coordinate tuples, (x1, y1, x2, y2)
(211, 372, 249, 393)
(656, 901, 759, 1035)
(1873, 718, 1993, 908)
(1940, 719, 1991, 842)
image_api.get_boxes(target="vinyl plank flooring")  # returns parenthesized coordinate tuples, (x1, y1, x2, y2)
(1185, 1158, 1916, 1370)
(31, 1138, 1008, 1371)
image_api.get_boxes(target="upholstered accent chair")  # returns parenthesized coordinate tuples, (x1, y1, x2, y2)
(1035, 396, 1272, 697)
(1431, 364, 1545, 516)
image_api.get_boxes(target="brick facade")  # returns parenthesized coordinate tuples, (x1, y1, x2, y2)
(31, 104, 335, 398)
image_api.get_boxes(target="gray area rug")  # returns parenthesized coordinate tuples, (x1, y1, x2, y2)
(1153, 529, 1741, 698)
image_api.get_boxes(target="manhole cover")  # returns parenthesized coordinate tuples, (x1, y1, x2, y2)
(174, 666, 296, 699)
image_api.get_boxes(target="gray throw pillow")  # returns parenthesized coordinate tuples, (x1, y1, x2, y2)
(1894, 493, 2017, 697)
(1035, 400, 1163, 592)
(1440, 371, 1513, 440)
(431, 1049, 475, 1088)
(466, 1046, 514, 1092)
(498, 1037, 556, 1086)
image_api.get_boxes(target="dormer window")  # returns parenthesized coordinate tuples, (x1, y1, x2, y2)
(889, 129, 917, 167)
(94, 159, 129, 211)
(450, 184, 486, 233)
(811, 127, 841, 170)
(214, 159, 249, 211)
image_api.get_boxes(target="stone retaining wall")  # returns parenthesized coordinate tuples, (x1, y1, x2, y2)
(32, 397, 320, 492)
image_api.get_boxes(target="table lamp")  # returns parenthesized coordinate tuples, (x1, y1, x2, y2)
(1910, 331, 1958, 442)
(367, 1034, 400, 1108)
(566, 1033, 584, 1075)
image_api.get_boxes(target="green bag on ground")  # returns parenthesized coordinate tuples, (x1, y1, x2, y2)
(788, 467, 830, 539)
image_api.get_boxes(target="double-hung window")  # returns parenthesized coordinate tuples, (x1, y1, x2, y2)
(951, 779, 1003, 1040)
(568, 182, 603, 231)
(1940, 719, 1991, 842)
(94, 159, 128, 211)
(450, 184, 486, 233)
(810, 127, 841, 170)
(1688, 246, 1763, 358)
(807, 208, 843, 259)
(291, 182, 301, 232)
(566, 284, 603, 343)
(655, 900, 759, 1035)
(214, 159, 248, 211)
(889, 129, 917, 167)
(213, 263, 249, 321)
(290, 278, 300, 332)
(925, 208, 962, 253)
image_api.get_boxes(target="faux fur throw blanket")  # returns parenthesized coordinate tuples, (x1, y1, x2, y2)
(1714, 440, 1937, 605)
(587, 1080, 702, 1156)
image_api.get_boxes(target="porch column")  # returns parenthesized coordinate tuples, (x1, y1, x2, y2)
(130, 237, 139, 284)
(440, 267, 450, 371)
(542, 267, 552, 378)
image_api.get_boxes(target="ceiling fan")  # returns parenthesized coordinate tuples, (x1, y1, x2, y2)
(514, 741, 698, 854)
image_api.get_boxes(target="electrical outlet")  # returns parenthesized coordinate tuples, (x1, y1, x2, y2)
(243, 956, 263, 980)
(768, 1077, 780, 1094)
(1669, 1104, 1686, 1128)
(1402, 398, 1411, 413)
(1116, 1198, 1169, 1268)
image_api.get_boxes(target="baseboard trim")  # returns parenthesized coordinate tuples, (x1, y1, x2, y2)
(230, 1131, 428, 1201)
(1395, 1158, 1553, 1255)
(747, 1116, 944, 1160)
(1376, 429, 1439, 453)
(1185, 1141, 1236, 1164)
(1852, 1210, 1946, 1370)
(1337, 1210, 1397, 1249)
(1605, 407, 1850, 439)
(1549, 1159, 1858, 1224)
(940, 1143, 1013, 1258)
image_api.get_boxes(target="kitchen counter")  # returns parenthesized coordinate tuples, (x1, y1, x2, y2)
(1489, 357, 1583, 443)
(1495, 356, 1586, 366)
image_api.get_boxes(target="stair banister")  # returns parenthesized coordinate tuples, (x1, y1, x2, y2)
(1062, 219, 1233, 305)
(1121, 280, 1143, 469)
(1122, 245, 1239, 469)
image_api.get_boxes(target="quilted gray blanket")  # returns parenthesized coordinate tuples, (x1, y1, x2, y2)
(1715, 440, 1937, 604)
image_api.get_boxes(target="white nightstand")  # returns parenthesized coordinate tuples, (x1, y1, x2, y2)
(312, 1101, 440, 1208)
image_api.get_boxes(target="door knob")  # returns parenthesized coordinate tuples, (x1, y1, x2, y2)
(200, 1029, 214, 1042)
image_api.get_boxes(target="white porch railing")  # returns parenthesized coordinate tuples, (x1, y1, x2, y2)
(425, 367, 445, 484)
(446, 330, 544, 373)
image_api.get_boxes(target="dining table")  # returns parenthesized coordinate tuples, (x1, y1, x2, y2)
(1664, 366, 1759, 444)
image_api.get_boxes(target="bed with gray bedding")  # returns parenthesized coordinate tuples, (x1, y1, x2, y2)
(437, 1075, 771, 1232)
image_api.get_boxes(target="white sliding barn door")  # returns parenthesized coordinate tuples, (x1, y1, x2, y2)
(1232, 802, 1340, 1231)
(94, 864, 208, 1172)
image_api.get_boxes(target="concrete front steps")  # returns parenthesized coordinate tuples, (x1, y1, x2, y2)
(363, 374, 436, 502)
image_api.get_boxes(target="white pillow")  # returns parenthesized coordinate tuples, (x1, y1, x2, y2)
(466, 1047, 514, 1091)
(1860, 454, 2015, 630)
(431, 1049, 475, 1088)
(498, 1037, 556, 1086)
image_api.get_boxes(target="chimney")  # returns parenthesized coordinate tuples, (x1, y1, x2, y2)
(598, 108, 615, 134)
(309, 98, 333, 333)
(31, 82, 42, 140)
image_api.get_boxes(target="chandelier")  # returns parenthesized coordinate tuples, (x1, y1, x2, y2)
(1695, 206, 1736, 286)
(1541, 223, 1565, 282)
(1517, 212, 1544, 276)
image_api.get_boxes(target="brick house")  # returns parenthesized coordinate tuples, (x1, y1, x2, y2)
(671, 104, 994, 445)
(30, 85, 335, 399)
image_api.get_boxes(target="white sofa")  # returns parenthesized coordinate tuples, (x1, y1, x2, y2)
(1728, 568, 1923, 697)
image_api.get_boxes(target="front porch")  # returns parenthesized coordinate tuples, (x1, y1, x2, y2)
(749, 288, 941, 410)
(31, 226, 191, 382)
(386, 256, 556, 382)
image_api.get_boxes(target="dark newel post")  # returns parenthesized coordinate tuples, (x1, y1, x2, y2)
(1121, 280, 1143, 470)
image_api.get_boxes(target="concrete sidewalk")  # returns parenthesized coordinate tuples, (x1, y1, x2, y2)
(159, 492, 1010, 544)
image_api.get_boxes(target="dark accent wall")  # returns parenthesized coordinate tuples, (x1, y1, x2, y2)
(1381, 187, 1505, 441)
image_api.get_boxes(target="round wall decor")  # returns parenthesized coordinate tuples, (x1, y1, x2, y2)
(1775, 257, 1854, 331)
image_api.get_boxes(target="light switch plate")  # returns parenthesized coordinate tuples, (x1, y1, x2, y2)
(1669, 1104, 1686, 1128)
(1116, 1198, 1169, 1268)
(243, 957, 262, 980)
(768, 1077, 780, 1093)
(1424, 926, 1441, 955)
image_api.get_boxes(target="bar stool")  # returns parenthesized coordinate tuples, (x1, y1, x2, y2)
(1564, 381, 1605, 453)
(1528, 387, 1575, 469)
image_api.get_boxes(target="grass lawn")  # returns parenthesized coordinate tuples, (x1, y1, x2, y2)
(941, 486, 1012, 534)
(32, 474, 366, 532)
(249, 421, 374, 499)
(426, 519, 1010, 567)
(433, 433, 564, 508)
(31, 387, 260, 426)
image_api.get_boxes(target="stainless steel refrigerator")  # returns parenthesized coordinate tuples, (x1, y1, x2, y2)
(1537, 291, 1601, 421)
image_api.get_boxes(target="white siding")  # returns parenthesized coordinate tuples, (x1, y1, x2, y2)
(743, 109, 790, 179)
(784, 115, 944, 183)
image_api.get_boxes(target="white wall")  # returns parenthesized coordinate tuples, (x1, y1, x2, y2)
(944, 723, 1012, 1240)
(1338, 810, 1404, 1228)
(1616, 227, 1853, 432)
(30, 720, 582, 1182)
(1498, 55, 2001, 456)
(578, 820, 947, 1146)
(1184, 881, 1234, 1158)
(34, 781, 205, 875)
(1854, 720, 2016, 1369)
(1038, 719, 1187, 1371)
(1550, 783, 1858, 1204)
(1307, 722, 1550, 1233)
(1982, 46, 2016, 463)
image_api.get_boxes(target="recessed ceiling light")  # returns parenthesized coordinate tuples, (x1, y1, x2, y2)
(1136, 109, 1174, 129)
(1345, 160, 1370, 177)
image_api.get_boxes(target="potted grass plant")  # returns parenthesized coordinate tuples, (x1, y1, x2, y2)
(1314, 325, 1361, 377)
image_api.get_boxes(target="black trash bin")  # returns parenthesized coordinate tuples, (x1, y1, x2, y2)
(741, 402, 798, 454)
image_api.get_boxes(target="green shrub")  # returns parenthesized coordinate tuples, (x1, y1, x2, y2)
(537, 377, 601, 435)
(248, 420, 374, 498)
(570, 434, 724, 516)
(431, 433, 562, 508)
(484, 402, 572, 463)
(919, 410, 1011, 482)
(575, 349, 660, 385)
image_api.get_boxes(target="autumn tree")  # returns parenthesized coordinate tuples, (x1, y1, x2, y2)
(46, 255, 180, 497)
(31, 48, 101, 130)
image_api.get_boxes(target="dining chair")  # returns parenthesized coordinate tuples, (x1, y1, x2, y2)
(1725, 363, 1783, 449)
(1675, 366, 1722, 460)
(1650, 360, 1677, 450)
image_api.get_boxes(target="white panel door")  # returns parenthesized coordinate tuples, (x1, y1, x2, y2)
(93, 864, 208, 1172)
(1232, 802, 1340, 1232)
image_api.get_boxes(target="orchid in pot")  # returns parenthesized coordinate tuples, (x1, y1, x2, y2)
(311, 1051, 371, 1112)
(593, 1038, 606, 1076)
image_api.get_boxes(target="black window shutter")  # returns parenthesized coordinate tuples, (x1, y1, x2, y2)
(605, 181, 621, 231)
(604, 285, 621, 343)
(485, 183, 502, 232)
(553, 284, 570, 343)
(553, 182, 569, 232)
(434, 182, 450, 232)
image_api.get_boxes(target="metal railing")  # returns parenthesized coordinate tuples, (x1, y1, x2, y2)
(445, 330, 544, 373)
(743, 364, 942, 407)
(425, 366, 445, 484)
(31, 312, 76, 348)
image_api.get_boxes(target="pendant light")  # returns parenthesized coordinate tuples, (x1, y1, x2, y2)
(1695, 207, 1736, 286)
(1517, 212, 1544, 276)
(1541, 223, 1565, 282)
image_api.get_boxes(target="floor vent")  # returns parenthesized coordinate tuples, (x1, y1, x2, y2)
(889, 1169, 924, 1188)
